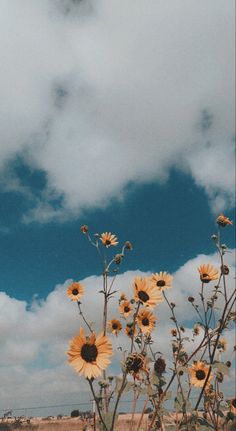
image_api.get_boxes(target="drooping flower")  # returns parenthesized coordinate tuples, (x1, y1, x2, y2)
(151, 272, 173, 290)
(154, 357, 166, 375)
(100, 232, 118, 248)
(133, 277, 163, 308)
(136, 309, 156, 335)
(125, 353, 147, 378)
(119, 301, 133, 318)
(108, 319, 122, 336)
(67, 328, 112, 379)
(67, 282, 85, 302)
(216, 214, 233, 227)
(124, 241, 133, 250)
(189, 361, 213, 388)
(198, 264, 219, 283)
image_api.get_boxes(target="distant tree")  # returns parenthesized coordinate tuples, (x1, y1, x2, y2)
(71, 410, 80, 418)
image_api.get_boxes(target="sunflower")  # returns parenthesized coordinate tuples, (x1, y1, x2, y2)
(133, 277, 163, 308)
(119, 301, 133, 318)
(137, 309, 156, 335)
(216, 214, 233, 227)
(67, 282, 85, 301)
(100, 232, 118, 248)
(119, 292, 128, 302)
(67, 328, 112, 379)
(189, 361, 213, 388)
(108, 319, 122, 336)
(170, 328, 177, 337)
(198, 264, 219, 283)
(217, 337, 227, 352)
(125, 353, 147, 379)
(151, 272, 173, 290)
(125, 322, 138, 338)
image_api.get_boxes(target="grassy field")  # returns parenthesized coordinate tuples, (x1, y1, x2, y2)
(0, 414, 235, 431)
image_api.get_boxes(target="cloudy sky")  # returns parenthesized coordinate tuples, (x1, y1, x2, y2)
(0, 0, 235, 416)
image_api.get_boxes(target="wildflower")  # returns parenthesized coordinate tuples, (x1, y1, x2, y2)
(100, 232, 118, 248)
(119, 293, 128, 302)
(124, 241, 133, 250)
(217, 337, 227, 352)
(216, 214, 233, 227)
(154, 357, 166, 375)
(67, 328, 112, 379)
(67, 282, 85, 302)
(136, 309, 156, 335)
(171, 328, 177, 337)
(189, 361, 213, 388)
(198, 264, 219, 283)
(133, 277, 163, 308)
(80, 225, 89, 234)
(125, 353, 146, 378)
(119, 301, 133, 318)
(151, 272, 173, 290)
(221, 264, 230, 275)
(108, 319, 122, 336)
(125, 322, 137, 338)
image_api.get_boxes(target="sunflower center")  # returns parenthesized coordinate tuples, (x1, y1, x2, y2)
(138, 291, 150, 302)
(201, 273, 211, 283)
(156, 280, 165, 287)
(232, 398, 236, 408)
(124, 306, 130, 313)
(105, 239, 111, 245)
(127, 357, 143, 373)
(112, 323, 118, 330)
(142, 317, 149, 326)
(81, 343, 98, 362)
(195, 369, 206, 380)
(72, 288, 79, 295)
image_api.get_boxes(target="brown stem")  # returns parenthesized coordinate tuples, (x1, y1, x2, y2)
(77, 302, 93, 333)
(88, 379, 109, 431)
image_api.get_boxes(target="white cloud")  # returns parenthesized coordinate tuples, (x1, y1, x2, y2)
(0, 250, 235, 412)
(0, 0, 234, 222)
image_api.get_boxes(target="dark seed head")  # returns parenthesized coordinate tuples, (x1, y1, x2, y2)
(196, 369, 206, 380)
(81, 343, 98, 362)
(142, 317, 149, 326)
(138, 290, 150, 303)
(72, 288, 79, 295)
(156, 280, 165, 287)
(154, 357, 166, 374)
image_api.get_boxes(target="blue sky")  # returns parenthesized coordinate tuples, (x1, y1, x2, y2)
(0, 0, 235, 415)
(0, 164, 235, 301)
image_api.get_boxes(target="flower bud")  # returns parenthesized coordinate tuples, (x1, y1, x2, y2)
(188, 296, 195, 303)
(221, 265, 229, 275)
(125, 241, 133, 250)
(80, 225, 88, 234)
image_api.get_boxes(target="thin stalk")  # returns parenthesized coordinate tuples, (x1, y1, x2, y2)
(88, 379, 109, 431)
